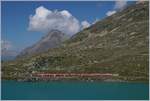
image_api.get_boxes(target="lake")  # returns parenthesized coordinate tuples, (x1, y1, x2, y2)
(1, 80, 149, 100)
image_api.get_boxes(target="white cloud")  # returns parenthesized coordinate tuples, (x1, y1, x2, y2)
(106, 10, 116, 16)
(28, 6, 81, 36)
(1, 40, 12, 50)
(114, 0, 127, 10)
(106, 0, 127, 16)
(81, 20, 90, 29)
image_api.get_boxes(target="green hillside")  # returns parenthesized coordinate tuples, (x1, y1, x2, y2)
(2, 2, 149, 82)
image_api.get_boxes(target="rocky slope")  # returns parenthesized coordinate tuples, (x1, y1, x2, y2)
(17, 30, 68, 58)
(2, 2, 149, 82)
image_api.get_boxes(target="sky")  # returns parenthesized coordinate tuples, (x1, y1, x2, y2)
(1, 1, 136, 52)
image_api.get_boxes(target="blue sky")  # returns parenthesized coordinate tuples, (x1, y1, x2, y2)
(1, 1, 135, 52)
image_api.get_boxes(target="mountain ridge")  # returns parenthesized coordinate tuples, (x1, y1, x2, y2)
(17, 29, 69, 58)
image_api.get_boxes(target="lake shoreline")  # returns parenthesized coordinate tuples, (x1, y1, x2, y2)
(2, 77, 149, 83)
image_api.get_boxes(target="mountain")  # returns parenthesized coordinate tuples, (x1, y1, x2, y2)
(2, 2, 149, 82)
(17, 30, 69, 58)
(1, 49, 18, 61)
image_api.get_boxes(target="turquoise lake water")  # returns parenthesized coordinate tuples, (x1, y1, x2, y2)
(1, 80, 149, 100)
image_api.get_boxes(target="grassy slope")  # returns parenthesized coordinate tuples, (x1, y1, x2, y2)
(2, 2, 149, 81)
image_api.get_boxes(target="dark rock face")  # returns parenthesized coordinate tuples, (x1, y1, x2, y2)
(18, 30, 68, 57)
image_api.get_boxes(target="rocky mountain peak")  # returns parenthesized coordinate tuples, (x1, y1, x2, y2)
(17, 29, 68, 58)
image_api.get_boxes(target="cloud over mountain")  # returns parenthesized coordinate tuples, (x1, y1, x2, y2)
(28, 6, 82, 36)
(81, 20, 90, 29)
(106, 10, 117, 16)
(114, 0, 127, 10)
(106, 0, 127, 16)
